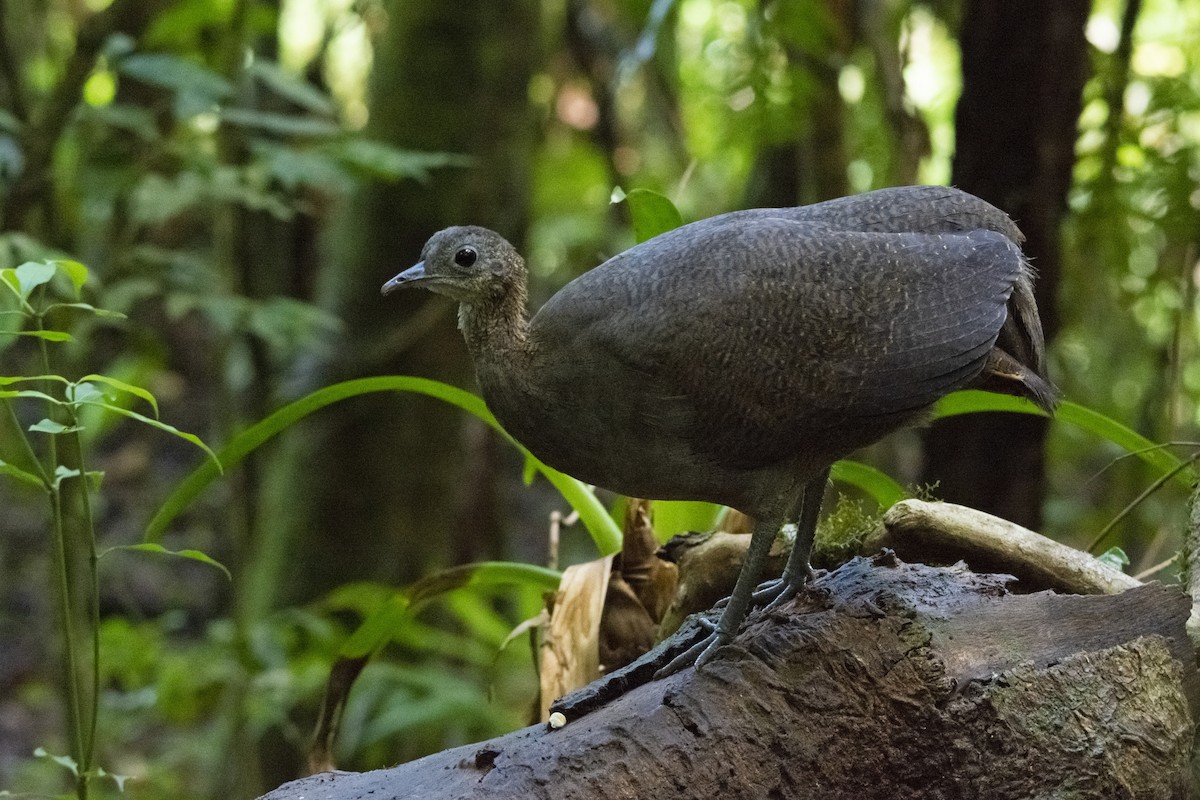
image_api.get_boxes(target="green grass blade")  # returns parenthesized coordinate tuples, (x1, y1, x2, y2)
(932, 390, 1193, 488)
(145, 376, 623, 553)
(830, 460, 907, 508)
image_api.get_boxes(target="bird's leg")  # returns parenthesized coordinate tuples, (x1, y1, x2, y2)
(654, 514, 782, 678)
(762, 468, 830, 611)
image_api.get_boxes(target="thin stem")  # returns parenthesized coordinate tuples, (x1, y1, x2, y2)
(36, 315, 90, 800)
(49, 486, 87, 800)
(66, 417, 100, 782)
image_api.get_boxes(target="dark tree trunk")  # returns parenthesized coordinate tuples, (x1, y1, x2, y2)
(260, 556, 1198, 800)
(920, 0, 1091, 529)
(278, 0, 541, 599)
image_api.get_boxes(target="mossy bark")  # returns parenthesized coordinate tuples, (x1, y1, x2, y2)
(261, 556, 1198, 800)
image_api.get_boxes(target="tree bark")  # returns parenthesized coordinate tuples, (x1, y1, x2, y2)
(260, 555, 1198, 800)
(920, 0, 1091, 530)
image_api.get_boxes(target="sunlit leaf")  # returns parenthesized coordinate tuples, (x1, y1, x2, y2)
(53, 260, 89, 297)
(830, 460, 907, 508)
(619, 187, 684, 242)
(66, 382, 103, 404)
(9, 329, 73, 342)
(0, 374, 68, 385)
(652, 500, 723, 541)
(103, 543, 231, 581)
(13, 261, 56, 299)
(29, 418, 81, 434)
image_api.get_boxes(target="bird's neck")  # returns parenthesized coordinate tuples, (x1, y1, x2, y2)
(459, 281, 533, 370)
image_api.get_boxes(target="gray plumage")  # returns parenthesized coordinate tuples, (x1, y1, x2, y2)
(383, 184, 1056, 673)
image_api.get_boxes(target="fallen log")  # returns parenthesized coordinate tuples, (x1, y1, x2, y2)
(261, 554, 1198, 800)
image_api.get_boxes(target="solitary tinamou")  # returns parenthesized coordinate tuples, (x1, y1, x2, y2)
(382, 185, 1057, 676)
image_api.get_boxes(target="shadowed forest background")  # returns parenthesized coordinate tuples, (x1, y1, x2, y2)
(1, 0, 1199, 797)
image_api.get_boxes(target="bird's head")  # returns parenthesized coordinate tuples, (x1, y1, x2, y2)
(381, 226, 525, 305)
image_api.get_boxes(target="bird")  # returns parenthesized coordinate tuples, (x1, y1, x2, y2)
(381, 185, 1057, 677)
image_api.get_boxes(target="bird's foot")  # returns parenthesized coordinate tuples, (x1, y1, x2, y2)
(653, 623, 729, 679)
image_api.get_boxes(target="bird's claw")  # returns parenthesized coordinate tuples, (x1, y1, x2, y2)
(653, 629, 729, 679)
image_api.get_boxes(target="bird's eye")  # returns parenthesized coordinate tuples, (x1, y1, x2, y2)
(454, 247, 478, 267)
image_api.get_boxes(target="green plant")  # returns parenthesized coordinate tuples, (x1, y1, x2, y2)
(0, 260, 219, 800)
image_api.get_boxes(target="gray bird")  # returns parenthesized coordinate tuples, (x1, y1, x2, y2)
(382, 185, 1056, 675)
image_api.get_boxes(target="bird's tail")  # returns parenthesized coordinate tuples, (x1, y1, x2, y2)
(976, 265, 1059, 413)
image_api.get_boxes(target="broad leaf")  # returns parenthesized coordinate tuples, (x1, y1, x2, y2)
(617, 187, 684, 243)
(29, 418, 81, 434)
(103, 542, 231, 580)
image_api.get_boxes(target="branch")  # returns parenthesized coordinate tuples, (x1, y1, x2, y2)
(261, 556, 1197, 800)
(865, 499, 1142, 595)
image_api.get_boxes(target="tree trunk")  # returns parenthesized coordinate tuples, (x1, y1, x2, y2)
(260, 555, 1198, 800)
(278, 0, 541, 598)
(920, 0, 1091, 530)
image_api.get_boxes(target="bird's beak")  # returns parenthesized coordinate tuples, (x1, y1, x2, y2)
(381, 262, 427, 296)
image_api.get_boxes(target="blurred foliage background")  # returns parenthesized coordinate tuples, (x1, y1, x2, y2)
(0, 0, 1198, 797)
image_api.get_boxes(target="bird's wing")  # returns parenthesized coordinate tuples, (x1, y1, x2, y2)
(537, 217, 1022, 469)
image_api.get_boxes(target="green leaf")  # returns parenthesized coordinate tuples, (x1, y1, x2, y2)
(103, 543, 230, 580)
(79, 401, 218, 468)
(933, 391, 1194, 488)
(9, 329, 72, 342)
(330, 139, 472, 182)
(0, 459, 46, 489)
(79, 374, 158, 416)
(13, 261, 56, 299)
(53, 260, 89, 296)
(0, 389, 62, 404)
(118, 53, 232, 102)
(1096, 546, 1130, 571)
(340, 562, 562, 659)
(220, 107, 341, 138)
(66, 382, 104, 404)
(45, 302, 126, 319)
(247, 60, 336, 115)
(618, 187, 684, 243)
(652, 500, 724, 541)
(0, 374, 69, 385)
(146, 377, 623, 554)
(29, 418, 81, 434)
(830, 460, 907, 508)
